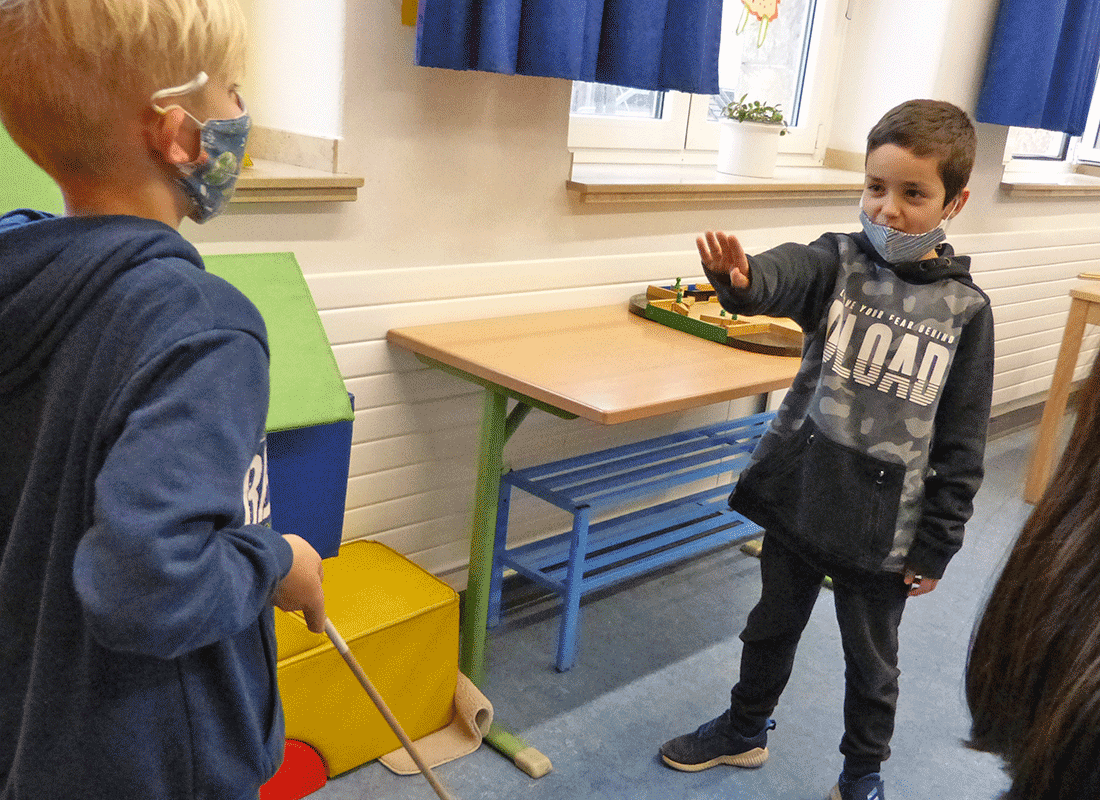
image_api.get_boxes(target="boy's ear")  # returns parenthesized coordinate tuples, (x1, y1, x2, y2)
(945, 187, 970, 220)
(145, 106, 198, 166)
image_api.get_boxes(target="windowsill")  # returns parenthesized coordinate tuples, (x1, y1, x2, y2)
(1000, 165, 1100, 197)
(566, 161, 865, 204)
(233, 159, 364, 204)
(231, 126, 364, 204)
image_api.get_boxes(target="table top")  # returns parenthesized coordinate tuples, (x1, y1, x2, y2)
(1071, 279, 1100, 303)
(387, 304, 801, 424)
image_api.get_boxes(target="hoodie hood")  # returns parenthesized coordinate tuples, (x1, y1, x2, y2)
(0, 210, 201, 393)
(850, 230, 973, 284)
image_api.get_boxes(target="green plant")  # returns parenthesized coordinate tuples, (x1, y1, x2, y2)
(721, 94, 788, 135)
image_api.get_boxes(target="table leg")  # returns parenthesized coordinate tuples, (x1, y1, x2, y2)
(462, 389, 507, 684)
(462, 388, 552, 778)
(1025, 296, 1088, 504)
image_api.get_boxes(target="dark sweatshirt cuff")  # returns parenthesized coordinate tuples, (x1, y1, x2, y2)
(903, 536, 955, 580)
(702, 264, 732, 288)
(703, 261, 764, 309)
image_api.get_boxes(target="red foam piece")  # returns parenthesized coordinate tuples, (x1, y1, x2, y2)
(260, 740, 328, 800)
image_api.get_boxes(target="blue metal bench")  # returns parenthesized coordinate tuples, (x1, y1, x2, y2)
(488, 411, 775, 671)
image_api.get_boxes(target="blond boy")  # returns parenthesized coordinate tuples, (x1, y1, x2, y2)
(0, 2, 324, 797)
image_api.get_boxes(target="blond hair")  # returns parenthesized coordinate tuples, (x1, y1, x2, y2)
(0, 0, 247, 175)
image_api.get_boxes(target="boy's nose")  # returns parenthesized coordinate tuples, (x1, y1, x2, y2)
(877, 194, 901, 221)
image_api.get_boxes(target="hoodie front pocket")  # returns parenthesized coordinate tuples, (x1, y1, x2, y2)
(730, 421, 815, 535)
(795, 429, 904, 570)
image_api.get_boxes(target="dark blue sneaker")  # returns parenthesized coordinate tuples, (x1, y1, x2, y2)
(659, 710, 774, 772)
(830, 771, 885, 800)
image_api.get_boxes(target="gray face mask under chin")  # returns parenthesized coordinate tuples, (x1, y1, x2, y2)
(859, 198, 959, 264)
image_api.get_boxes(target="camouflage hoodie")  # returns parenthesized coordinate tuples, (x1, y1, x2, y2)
(705, 231, 994, 580)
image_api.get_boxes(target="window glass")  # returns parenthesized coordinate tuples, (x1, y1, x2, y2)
(1003, 63, 1100, 166)
(570, 83, 664, 120)
(569, 0, 815, 123)
(1005, 128, 1068, 160)
(567, 0, 838, 158)
(707, 0, 816, 123)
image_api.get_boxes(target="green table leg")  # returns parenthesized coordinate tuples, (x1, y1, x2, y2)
(460, 389, 553, 778)
(486, 722, 552, 779)
(461, 389, 508, 685)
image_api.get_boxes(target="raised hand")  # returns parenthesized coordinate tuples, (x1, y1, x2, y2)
(697, 230, 750, 290)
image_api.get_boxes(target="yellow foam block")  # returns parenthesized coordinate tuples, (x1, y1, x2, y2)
(274, 541, 459, 776)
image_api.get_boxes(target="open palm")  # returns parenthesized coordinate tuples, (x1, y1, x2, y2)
(697, 231, 751, 289)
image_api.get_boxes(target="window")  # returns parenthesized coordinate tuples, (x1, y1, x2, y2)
(1004, 62, 1100, 169)
(568, 0, 847, 165)
(1005, 128, 1068, 162)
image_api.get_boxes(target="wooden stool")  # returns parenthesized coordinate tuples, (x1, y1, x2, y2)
(1024, 282, 1100, 503)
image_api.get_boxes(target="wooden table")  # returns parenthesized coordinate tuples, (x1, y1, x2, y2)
(1025, 281, 1100, 503)
(387, 303, 800, 771)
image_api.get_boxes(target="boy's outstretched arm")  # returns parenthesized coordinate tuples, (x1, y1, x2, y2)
(274, 534, 326, 632)
(697, 230, 750, 289)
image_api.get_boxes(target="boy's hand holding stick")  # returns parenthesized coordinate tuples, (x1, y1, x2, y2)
(273, 534, 327, 633)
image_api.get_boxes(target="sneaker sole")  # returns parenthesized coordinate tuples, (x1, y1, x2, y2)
(660, 746, 769, 772)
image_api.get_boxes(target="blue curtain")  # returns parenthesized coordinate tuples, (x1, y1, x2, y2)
(975, 0, 1100, 135)
(415, 0, 723, 94)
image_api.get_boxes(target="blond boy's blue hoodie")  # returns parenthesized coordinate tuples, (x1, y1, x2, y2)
(0, 210, 293, 800)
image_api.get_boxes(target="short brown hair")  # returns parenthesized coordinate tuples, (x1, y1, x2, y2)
(866, 99, 976, 207)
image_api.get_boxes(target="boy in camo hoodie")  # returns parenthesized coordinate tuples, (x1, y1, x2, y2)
(659, 100, 994, 800)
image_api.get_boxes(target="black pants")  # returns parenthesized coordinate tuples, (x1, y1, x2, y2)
(729, 533, 909, 777)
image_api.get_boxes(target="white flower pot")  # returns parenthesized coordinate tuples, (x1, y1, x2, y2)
(716, 120, 782, 178)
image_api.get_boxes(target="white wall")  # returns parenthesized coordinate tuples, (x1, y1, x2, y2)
(241, 0, 345, 138)
(830, 0, 1003, 153)
(186, 0, 1100, 582)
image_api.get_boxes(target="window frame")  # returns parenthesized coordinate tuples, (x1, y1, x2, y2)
(568, 91, 693, 152)
(1076, 90, 1100, 164)
(1003, 62, 1100, 171)
(567, 0, 848, 165)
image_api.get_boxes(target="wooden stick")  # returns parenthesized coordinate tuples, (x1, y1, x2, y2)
(324, 619, 458, 800)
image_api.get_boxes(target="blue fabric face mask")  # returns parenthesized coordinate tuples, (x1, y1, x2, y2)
(858, 197, 960, 264)
(151, 72, 251, 223)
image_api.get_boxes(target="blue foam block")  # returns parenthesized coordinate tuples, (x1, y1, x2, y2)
(267, 395, 355, 559)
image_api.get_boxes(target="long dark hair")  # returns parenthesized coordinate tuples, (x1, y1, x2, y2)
(966, 349, 1100, 798)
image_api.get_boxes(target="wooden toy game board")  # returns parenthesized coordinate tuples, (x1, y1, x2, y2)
(629, 282, 803, 356)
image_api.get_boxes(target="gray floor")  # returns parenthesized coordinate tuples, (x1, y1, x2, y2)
(310, 424, 1045, 800)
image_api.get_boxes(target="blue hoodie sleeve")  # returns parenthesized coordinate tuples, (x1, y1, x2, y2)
(73, 326, 294, 660)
